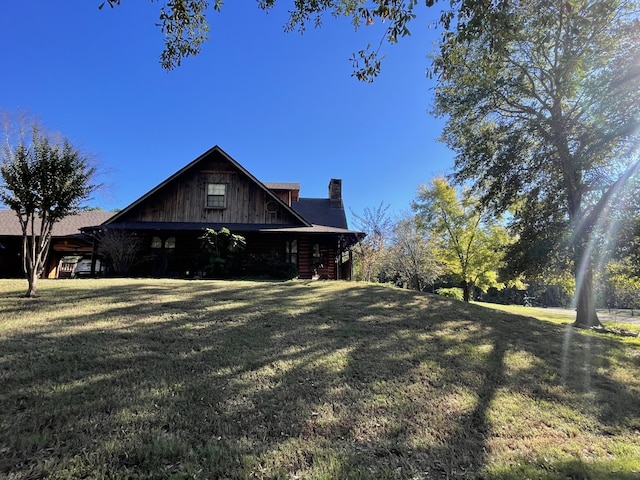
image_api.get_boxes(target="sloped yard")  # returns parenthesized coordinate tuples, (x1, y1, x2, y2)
(1, 279, 639, 479)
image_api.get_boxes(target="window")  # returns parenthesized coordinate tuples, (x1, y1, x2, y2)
(206, 183, 226, 208)
(266, 201, 279, 222)
(285, 239, 298, 266)
(151, 236, 175, 250)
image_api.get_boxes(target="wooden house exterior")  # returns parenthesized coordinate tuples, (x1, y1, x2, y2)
(91, 146, 363, 280)
(0, 210, 114, 278)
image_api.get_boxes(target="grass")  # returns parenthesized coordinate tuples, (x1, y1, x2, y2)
(479, 303, 640, 334)
(1, 278, 639, 479)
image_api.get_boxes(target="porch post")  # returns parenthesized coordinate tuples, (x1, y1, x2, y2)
(89, 230, 99, 277)
(336, 237, 342, 280)
(348, 249, 353, 281)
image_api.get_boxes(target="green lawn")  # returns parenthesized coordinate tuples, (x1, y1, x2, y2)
(1, 279, 639, 479)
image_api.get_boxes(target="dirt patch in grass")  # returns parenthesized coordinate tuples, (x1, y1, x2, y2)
(1, 279, 639, 479)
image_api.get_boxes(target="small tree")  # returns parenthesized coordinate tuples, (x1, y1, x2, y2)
(0, 128, 97, 297)
(351, 202, 393, 282)
(98, 227, 143, 276)
(413, 177, 510, 302)
(199, 227, 246, 277)
(381, 215, 441, 291)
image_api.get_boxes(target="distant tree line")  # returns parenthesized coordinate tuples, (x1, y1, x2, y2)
(351, 173, 640, 313)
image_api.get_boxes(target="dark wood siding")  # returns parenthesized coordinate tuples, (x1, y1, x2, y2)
(296, 235, 338, 280)
(0, 237, 23, 278)
(119, 156, 300, 226)
(297, 236, 312, 279)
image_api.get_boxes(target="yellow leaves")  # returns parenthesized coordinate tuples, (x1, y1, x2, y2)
(414, 176, 514, 296)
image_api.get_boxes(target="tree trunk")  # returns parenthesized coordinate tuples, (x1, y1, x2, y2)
(462, 280, 472, 302)
(25, 268, 38, 298)
(412, 273, 423, 292)
(570, 158, 640, 328)
(22, 233, 37, 297)
(573, 251, 602, 328)
(21, 223, 48, 298)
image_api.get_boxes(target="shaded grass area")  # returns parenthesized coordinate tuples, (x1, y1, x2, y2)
(1, 279, 639, 479)
(479, 302, 640, 334)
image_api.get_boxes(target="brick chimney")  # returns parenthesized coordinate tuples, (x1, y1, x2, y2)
(329, 178, 343, 208)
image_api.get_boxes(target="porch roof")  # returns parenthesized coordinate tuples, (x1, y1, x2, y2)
(91, 221, 363, 238)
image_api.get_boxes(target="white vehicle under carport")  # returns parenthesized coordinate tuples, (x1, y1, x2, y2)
(72, 258, 104, 278)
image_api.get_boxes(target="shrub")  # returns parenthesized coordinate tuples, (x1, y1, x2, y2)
(241, 253, 298, 280)
(271, 262, 298, 280)
(436, 287, 464, 301)
(199, 227, 246, 278)
(98, 228, 144, 276)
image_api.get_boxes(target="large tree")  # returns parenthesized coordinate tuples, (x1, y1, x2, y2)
(0, 129, 98, 297)
(432, 0, 640, 326)
(99, 0, 517, 77)
(413, 177, 510, 302)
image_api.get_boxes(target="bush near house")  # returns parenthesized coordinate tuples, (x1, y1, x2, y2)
(241, 253, 299, 280)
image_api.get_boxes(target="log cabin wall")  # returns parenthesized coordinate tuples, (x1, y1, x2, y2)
(296, 235, 337, 280)
(321, 243, 337, 279)
(297, 236, 312, 279)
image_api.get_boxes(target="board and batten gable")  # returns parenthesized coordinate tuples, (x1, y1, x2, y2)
(108, 147, 307, 227)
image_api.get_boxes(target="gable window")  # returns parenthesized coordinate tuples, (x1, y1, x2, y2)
(266, 201, 279, 222)
(285, 239, 298, 266)
(206, 183, 226, 208)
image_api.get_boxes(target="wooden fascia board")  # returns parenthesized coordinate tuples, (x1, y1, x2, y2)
(103, 145, 311, 227)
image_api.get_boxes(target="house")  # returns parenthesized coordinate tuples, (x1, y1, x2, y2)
(89, 145, 364, 279)
(1, 146, 363, 280)
(0, 210, 114, 278)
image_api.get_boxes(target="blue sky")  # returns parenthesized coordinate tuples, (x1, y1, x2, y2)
(0, 1, 455, 226)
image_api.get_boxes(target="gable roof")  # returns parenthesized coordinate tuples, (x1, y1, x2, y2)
(103, 145, 311, 227)
(0, 210, 114, 237)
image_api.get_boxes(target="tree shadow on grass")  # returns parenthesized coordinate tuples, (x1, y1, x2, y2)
(1, 280, 639, 478)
